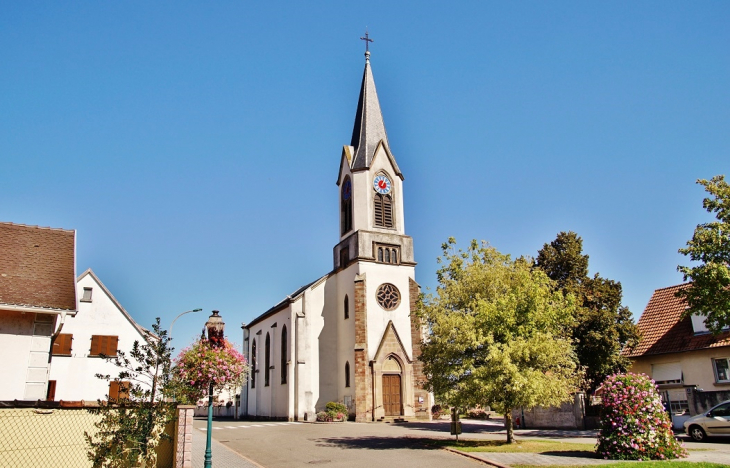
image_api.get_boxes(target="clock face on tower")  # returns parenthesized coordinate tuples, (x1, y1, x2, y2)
(373, 175, 392, 195)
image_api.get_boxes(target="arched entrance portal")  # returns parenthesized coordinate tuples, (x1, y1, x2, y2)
(382, 356, 402, 416)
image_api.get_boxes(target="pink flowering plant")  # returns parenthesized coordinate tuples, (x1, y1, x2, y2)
(596, 373, 686, 460)
(172, 338, 248, 403)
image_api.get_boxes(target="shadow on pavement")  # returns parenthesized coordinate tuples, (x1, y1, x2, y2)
(402, 420, 504, 434)
(313, 436, 443, 451)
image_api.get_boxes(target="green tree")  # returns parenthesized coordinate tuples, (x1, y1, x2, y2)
(85, 318, 176, 468)
(535, 231, 639, 391)
(677, 175, 730, 334)
(418, 239, 582, 443)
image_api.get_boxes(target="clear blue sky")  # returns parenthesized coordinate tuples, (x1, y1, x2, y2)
(2, 2, 728, 352)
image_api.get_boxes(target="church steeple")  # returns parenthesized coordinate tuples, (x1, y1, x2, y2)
(350, 51, 391, 171)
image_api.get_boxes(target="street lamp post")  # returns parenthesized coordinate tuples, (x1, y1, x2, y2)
(169, 308, 203, 340)
(204, 310, 225, 468)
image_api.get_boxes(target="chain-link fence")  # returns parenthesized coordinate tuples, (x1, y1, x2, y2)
(0, 401, 175, 468)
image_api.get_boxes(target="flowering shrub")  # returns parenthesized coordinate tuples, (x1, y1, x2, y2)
(596, 373, 687, 460)
(431, 404, 443, 419)
(173, 338, 248, 403)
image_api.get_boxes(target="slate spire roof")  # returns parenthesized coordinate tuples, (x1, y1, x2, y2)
(350, 52, 391, 170)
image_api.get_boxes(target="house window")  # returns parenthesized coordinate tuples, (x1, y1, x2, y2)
(713, 358, 730, 383)
(344, 295, 349, 320)
(90, 335, 118, 357)
(374, 243, 400, 265)
(652, 362, 682, 385)
(374, 194, 393, 228)
(251, 339, 257, 389)
(340, 247, 349, 269)
(281, 326, 288, 385)
(52, 333, 73, 355)
(109, 380, 130, 402)
(345, 361, 350, 388)
(265, 333, 271, 387)
(341, 176, 353, 235)
(81, 287, 93, 302)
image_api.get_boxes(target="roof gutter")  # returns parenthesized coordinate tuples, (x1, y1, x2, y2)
(0, 303, 77, 316)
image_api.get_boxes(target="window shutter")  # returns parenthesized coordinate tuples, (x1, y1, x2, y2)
(90, 335, 100, 355)
(383, 195, 393, 227)
(46, 380, 56, 401)
(119, 381, 130, 400)
(109, 381, 119, 401)
(109, 336, 119, 356)
(374, 194, 384, 227)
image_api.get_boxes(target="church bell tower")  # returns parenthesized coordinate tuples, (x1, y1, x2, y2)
(334, 47, 415, 271)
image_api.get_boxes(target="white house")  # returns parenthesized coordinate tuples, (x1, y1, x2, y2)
(240, 50, 432, 422)
(48, 269, 151, 401)
(0, 222, 77, 401)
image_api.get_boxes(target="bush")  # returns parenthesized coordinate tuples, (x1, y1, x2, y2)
(325, 402, 348, 414)
(316, 411, 331, 422)
(596, 373, 687, 460)
(432, 404, 442, 419)
(467, 408, 489, 419)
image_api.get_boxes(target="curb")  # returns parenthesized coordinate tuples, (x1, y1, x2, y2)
(442, 447, 511, 468)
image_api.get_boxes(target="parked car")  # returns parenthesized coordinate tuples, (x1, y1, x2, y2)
(683, 400, 730, 441)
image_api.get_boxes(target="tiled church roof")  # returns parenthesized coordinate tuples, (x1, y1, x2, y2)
(0, 222, 77, 311)
(625, 283, 730, 357)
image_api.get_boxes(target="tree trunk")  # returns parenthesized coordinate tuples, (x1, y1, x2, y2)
(505, 410, 514, 443)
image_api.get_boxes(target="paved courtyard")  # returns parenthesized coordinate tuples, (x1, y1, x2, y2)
(191, 417, 730, 467)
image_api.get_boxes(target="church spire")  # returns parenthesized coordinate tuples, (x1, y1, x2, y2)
(350, 37, 390, 171)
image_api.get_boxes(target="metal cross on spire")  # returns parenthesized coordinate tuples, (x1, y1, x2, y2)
(360, 30, 374, 53)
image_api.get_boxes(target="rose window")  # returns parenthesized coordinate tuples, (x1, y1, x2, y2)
(376, 283, 400, 310)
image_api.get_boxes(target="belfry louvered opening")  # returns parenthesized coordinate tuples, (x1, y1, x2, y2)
(374, 193, 393, 228)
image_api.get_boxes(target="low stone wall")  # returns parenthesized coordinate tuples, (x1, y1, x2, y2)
(512, 393, 585, 429)
(686, 387, 730, 416)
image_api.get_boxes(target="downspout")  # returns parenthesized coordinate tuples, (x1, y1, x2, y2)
(241, 323, 249, 418)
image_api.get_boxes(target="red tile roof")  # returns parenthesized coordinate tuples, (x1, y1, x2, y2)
(625, 283, 730, 357)
(0, 222, 76, 311)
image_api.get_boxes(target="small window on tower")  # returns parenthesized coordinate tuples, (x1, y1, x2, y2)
(340, 247, 349, 269)
(341, 176, 353, 235)
(373, 243, 400, 265)
(81, 287, 93, 302)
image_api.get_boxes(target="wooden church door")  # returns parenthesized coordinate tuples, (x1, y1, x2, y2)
(383, 374, 402, 416)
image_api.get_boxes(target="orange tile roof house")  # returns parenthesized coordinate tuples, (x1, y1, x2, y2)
(626, 283, 730, 419)
(0, 222, 77, 400)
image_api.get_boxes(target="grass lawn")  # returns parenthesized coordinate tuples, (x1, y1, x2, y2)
(513, 463, 727, 468)
(437, 438, 596, 454)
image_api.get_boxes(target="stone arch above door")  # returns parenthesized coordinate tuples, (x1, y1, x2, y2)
(371, 321, 415, 420)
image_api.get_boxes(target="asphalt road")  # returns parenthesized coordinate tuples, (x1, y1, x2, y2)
(193, 417, 730, 467)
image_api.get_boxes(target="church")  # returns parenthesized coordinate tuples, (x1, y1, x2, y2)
(240, 47, 432, 422)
